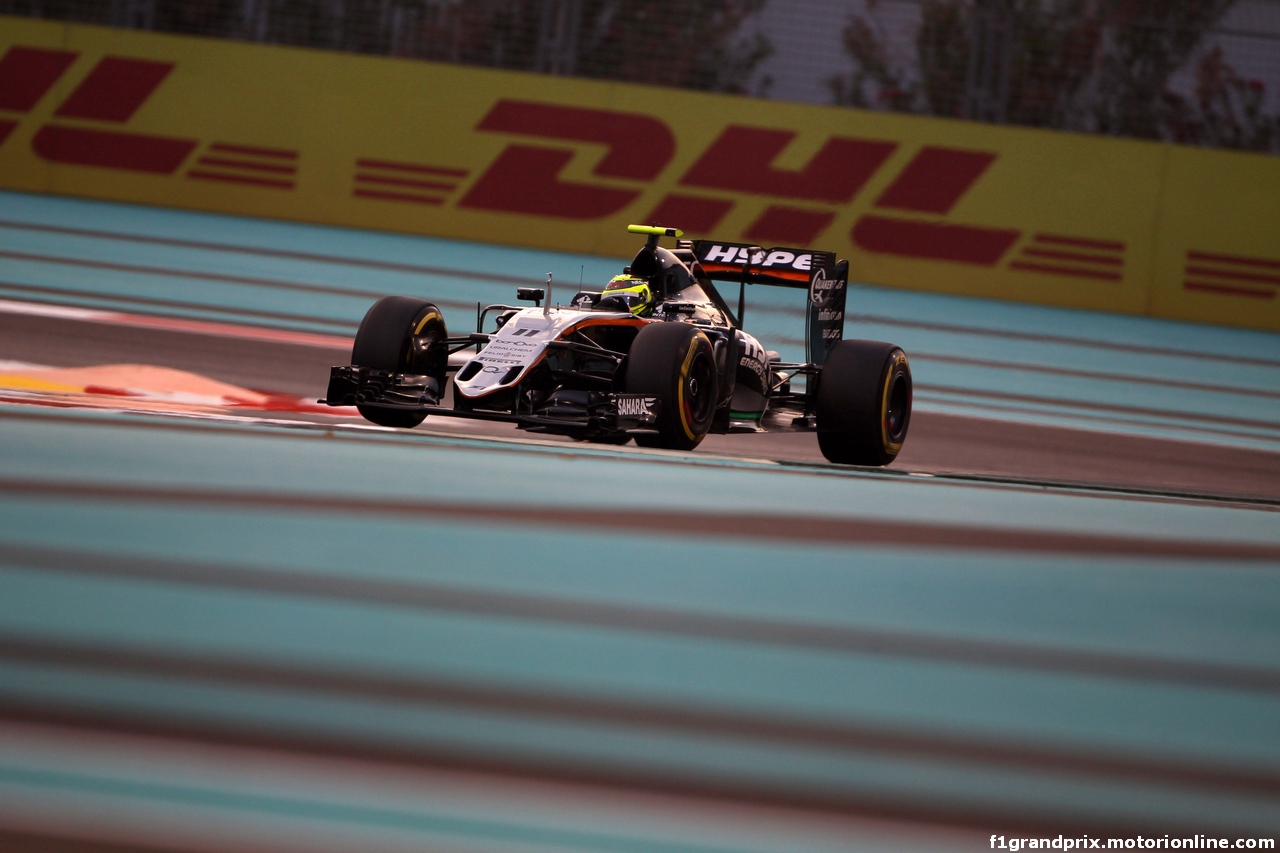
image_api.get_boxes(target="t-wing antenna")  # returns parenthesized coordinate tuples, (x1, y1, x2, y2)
(625, 225, 684, 286)
(627, 224, 683, 250)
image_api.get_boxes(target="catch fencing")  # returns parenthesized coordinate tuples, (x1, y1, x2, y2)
(2, 0, 1279, 154)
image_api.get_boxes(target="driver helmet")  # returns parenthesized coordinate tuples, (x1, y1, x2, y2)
(602, 275, 654, 315)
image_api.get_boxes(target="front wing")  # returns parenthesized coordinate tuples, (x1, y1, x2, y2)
(321, 365, 661, 435)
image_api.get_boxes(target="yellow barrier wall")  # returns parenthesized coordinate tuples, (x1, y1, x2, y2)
(2, 17, 1278, 330)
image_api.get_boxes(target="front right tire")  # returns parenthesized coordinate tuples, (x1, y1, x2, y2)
(626, 322, 719, 451)
(816, 340, 911, 466)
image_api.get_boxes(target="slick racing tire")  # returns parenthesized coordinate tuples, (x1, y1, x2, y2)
(351, 296, 448, 429)
(816, 340, 911, 466)
(627, 322, 719, 451)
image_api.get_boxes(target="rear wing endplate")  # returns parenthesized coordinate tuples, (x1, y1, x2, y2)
(689, 240, 849, 367)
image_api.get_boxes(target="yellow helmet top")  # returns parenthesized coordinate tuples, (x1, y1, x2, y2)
(603, 275, 653, 315)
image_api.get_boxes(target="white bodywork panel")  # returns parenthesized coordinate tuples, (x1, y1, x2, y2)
(453, 307, 633, 400)
(452, 301, 763, 403)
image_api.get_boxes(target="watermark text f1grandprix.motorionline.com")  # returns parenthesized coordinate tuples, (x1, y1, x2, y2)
(990, 836, 1275, 851)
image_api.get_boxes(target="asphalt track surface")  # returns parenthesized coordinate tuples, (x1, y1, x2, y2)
(3, 310, 1279, 502)
(0, 190, 1278, 851)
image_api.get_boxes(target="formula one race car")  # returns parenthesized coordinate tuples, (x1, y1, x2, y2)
(321, 225, 911, 465)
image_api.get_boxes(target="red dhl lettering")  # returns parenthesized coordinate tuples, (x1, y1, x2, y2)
(874, 147, 996, 214)
(457, 100, 1022, 263)
(0, 46, 300, 183)
(0, 46, 198, 175)
(0, 42, 1131, 277)
(459, 100, 675, 219)
(0, 46, 77, 112)
(55, 56, 175, 122)
(680, 125, 897, 203)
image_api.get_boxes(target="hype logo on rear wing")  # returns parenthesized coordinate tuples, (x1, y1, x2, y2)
(690, 240, 833, 287)
(690, 240, 847, 366)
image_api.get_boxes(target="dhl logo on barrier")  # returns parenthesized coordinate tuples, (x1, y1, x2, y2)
(328, 99, 1115, 278)
(1, 18, 1277, 331)
(458, 101, 1024, 266)
(0, 45, 297, 186)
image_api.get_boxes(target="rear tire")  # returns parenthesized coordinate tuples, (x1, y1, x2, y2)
(351, 296, 447, 429)
(816, 340, 911, 466)
(626, 322, 718, 451)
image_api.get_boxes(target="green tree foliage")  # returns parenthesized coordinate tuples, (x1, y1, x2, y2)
(830, 0, 1276, 152)
(1170, 44, 1280, 150)
(0, 0, 768, 92)
(1093, 0, 1239, 138)
(916, 1, 971, 117)
(415, 0, 772, 93)
(0, 0, 770, 95)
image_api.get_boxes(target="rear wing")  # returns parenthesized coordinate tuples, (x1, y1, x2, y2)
(688, 240, 849, 367)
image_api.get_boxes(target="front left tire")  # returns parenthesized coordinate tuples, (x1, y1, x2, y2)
(350, 296, 447, 429)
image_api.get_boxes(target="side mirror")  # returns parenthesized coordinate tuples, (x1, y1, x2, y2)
(516, 287, 544, 306)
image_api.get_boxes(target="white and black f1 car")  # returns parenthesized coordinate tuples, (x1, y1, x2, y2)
(321, 225, 912, 465)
